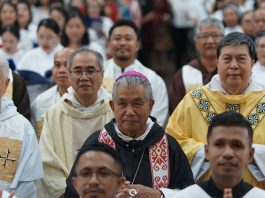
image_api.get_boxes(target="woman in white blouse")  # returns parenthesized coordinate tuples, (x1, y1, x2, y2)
(0, 24, 24, 70)
(17, 18, 62, 77)
(17, 1, 38, 50)
(61, 8, 105, 59)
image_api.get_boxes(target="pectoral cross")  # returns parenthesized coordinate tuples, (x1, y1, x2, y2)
(0, 148, 16, 168)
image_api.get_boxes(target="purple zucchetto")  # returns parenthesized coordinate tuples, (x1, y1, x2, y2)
(115, 71, 149, 82)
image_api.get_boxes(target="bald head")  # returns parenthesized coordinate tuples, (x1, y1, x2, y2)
(54, 47, 75, 61)
(52, 48, 74, 94)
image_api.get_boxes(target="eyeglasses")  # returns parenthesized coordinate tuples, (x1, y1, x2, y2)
(77, 169, 121, 181)
(70, 68, 102, 78)
(197, 33, 223, 41)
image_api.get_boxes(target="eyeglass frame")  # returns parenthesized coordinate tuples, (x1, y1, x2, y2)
(196, 33, 223, 41)
(75, 168, 121, 181)
(70, 67, 103, 78)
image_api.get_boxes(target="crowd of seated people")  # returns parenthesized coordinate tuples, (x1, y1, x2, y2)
(1, 0, 265, 197)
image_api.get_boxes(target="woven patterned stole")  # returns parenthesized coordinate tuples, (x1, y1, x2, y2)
(149, 134, 169, 189)
(98, 128, 170, 188)
(98, 128, 116, 149)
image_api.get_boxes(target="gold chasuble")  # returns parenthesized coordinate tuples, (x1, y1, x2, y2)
(166, 86, 265, 188)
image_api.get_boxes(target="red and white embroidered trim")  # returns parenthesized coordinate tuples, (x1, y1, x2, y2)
(98, 128, 116, 149)
(149, 134, 170, 189)
(98, 129, 170, 188)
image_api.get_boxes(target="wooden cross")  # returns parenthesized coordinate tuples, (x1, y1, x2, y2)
(0, 148, 16, 168)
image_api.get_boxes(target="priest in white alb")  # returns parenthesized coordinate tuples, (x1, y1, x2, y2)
(0, 58, 43, 198)
(37, 48, 113, 198)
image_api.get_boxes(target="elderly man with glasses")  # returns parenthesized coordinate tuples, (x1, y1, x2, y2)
(169, 17, 224, 113)
(65, 71, 194, 198)
(37, 47, 113, 198)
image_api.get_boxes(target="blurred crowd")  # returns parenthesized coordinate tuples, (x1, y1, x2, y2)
(0, 0, 264, 86)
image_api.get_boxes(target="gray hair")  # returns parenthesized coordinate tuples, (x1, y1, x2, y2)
(223, 3, 241, 18)
(217, 32, 256, 61)
(67, 47, 104, 71)
(0, 57, 9, 80)
(194, 17, 224, 39)
(112, 76, 153, 100)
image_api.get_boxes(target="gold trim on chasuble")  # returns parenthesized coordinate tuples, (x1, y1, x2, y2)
(246, 99, 265, 128)
(0, 137, 22, 182)
(190, 88, 265, 129)
(190, 89, 217, 124)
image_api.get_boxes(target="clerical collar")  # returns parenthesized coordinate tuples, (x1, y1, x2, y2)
(114, 118, 154, 142)
(198, 177, 253, 198)
(62, 86, 110, 112)
(205, 74, 265, 94)
(113, 59, 136, 71)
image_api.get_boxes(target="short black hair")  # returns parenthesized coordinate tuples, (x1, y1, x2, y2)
(216, 32, 256, 62)
(207, 111, 253, 146)
(74, 143, 123, 174)
(37, 18, 60, 35)
(108, 19, 140, 40)
(1, 24, 20, 40)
